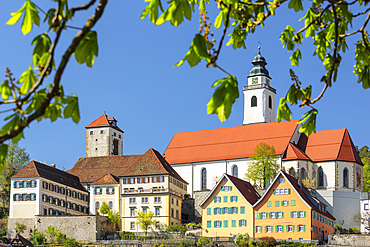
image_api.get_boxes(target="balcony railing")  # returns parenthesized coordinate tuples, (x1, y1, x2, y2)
(243, 83, 276, 93)
(122, 188, 183, 197)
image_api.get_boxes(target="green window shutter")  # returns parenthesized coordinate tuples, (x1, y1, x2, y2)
(282, 178, 285, 183)
(273, 189, 275, 195)
(304, 211, 306, 217)
(214, 197, 216, 203)
(264, 226, 267, 233)
(269, 212, 271, 218)
(34, 194, 36, 200)
(239, 220, 241, 227)
(275, 225, 278, 232)
(230, 186, 232, 191)
(303, 225, 306, 232)
(255, 212, 258, 219)
(282, 225, 284, 232)
(208, 208, 211, 215)
(228, 207, 231, 214)
(13, 194, 16, 201)
(286, 225, 288, 232)
(26, 181, 30, 187)
(112, 187, 114, 194)
(232, 220, 236, 227)
(240, 206, 245, 214)
(224, 196, 227, 202)
(99, 188, 102, 194)
(224, 220, 228, 227)
(254, 226, 256, 233)
(214, 221, 216, 227)
(271, 225, 273, 232)
(259, 212, 262, 219)
(19, 182, 23, 188)
(221, 208, 224, 214)
(267, 201, 271, 207)
(214, 208, 216, 214)
(292, 200, 296, 206)
(207, 221, 211, 228)
(106, 187, 109, 194)
(293, 225, 295, 232)
(19, 194, 22, 201)
(275, 201, 279, 207)
(282, 212, 284, 218)
(236, 207, 238, 214)
(235, 196, 238, 202)
(230, 196, 232, 201)
(14, 182, 17, 188)
(287, 201, 289, 206)
(221, 186, 223, 191)
(288, 188, 291, 194)
(290, 212, 293, 218)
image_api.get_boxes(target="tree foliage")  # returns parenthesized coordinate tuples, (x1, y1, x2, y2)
(15, 222, 26, 234)
(0, 141, 30, 211)
(166, 224, 187, 235)
(135, 210, 158, 240)
(141, 0, 370, 136)
(234, 233, 250, 246)
(99, 202, 110, 215)
(357, 145, 370, 192)
(1, 0, 108, 175)
(245, 142, 279, 187)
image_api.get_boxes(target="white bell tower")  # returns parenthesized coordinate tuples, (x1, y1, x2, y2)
(243, 48, 276, 125)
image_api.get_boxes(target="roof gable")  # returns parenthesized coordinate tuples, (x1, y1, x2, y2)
(85, 114, 123, 133)
(282, 143, 311, 161)
(164, 120, 299, 164)
(91, 173, 119, 185)
(200, 174, 260, 207)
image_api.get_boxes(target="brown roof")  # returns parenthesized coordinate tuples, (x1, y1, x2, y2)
(282, 143, 311, 161)
(11, 234, 34, 247)
(91, 173, 119, 185)
(67, 155, 141, 183)
(122, 148, 188, 184)
(12, 160, 86, 192)
(85, 114, 123, 133)
(303, 129, 362, 164)
(164, 120, 299, 164)
(282, 172, 335, 220)
(227, 174, 261, 205)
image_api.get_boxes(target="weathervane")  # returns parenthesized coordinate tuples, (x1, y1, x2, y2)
(258, 40, 261, 55)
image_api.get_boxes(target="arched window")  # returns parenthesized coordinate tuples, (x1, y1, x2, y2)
(201, 168, 207, 190)
(232, 165, 238, 178)
(251, 96, 257, 107)
(109, 201, 113, 209)
(96, 201, 100, 215)
(268, 95, 272, 109)
(318, 167, 324, 187)
(343, 168, 349, 188)
(300, 168, 306, 180)
(289, 168, 296, 177)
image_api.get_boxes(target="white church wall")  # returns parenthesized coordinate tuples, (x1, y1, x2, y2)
(243, 89, 266, 124)
(360, 195, 370, 233)
(193, 160, 227, 192)
(172, 164, 193, 195)
(337, 161, 355, 190)
(264, 90, 275, 123)
(315, 161, 336, 189)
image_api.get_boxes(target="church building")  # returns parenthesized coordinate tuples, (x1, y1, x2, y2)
(164, 50, 364, 230)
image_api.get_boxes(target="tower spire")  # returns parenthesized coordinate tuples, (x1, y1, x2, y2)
(258, 40, 261, 55)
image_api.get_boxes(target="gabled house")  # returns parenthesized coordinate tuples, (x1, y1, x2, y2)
(200, 174, 260, 238)
(253, 171, 335, 240)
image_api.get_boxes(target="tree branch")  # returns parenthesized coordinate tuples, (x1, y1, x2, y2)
(213, 4, 231, 63)
(0, 0, 108, 144)
(296, 5, 331, 35)
(238, 1, 268, 6)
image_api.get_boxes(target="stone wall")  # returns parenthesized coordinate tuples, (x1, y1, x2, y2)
(8, 215, 116, 242)
(194, 190, 210, 219)
(181, 198, 196, 224)
(329, 234, 370, 246)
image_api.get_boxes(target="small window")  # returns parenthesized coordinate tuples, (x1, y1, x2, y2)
(113, 132, 116, 137)
(119, 134, 121, 139)
(251, 96, 257, 107)
(268, 95, 272, 109)
(365, 204, 369, 210)
(100, 130, 104, 134)
(130, 222, 135, 229)
(109, 201, 113, 209)
(155, 208, 160, 216)
(90, 131, 94, 135)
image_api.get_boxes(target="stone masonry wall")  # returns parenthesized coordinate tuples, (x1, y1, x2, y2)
(8, 215, 115, 242)
(194, 190, 211, 219)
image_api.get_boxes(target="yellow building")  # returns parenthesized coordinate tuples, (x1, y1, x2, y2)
(120, 148, 188, 232)
(200, 174, 261, 238)
(254, 171, 335, 240)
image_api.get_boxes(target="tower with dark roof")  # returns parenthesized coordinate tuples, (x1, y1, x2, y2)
(243, 49, 276, 125)
(85, 114, 124, 157)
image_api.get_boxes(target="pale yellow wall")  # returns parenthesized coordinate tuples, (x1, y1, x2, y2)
(12, 203, 36, 218)
(201, 178, 254, 237)
(90, 184, 119, 215)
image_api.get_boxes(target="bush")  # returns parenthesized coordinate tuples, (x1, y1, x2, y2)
(120, 231, 136, 240)
(277, 241, 316, 247)
(335, 224, 342, 232)
(159, 244, 166, 247)
(350, 227, 360, 234)
(186, 222, 201, 229)
(15, 222, 26, 234)
(32, 229, 46, 245)
(197, 236, 210, 246)
(63, 237, 80, 247)
(258, 236, 276, 246)
(234, 233, 250, 246)
(154, 244, 159, 247)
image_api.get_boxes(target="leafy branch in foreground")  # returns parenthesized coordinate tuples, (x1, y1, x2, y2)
(0, 0, 108, 174)
(141, 0, 370, 134)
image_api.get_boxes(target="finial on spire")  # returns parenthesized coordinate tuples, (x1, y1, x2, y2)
(258, 40, 261, 55)
(104, 111, 106, 115)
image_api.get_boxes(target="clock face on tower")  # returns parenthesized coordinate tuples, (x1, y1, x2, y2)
(252, 77, 258, 85)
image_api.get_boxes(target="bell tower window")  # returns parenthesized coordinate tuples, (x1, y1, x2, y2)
(251, 96, 257, 107)
(268, 95, 272, 109)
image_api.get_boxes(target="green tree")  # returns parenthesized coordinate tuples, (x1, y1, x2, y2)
(0, 141, 30, 212)
(99, 202, 110, 215)
(166, 224, 187, 236)
(32, 229, 46, 245)
(135, 210, 158, 241)
(107, 210, 120, 226)
(141, 0, 370, 137)
(357, 146, 370, 192)
(15, 222, 26, 234)
(245, 142, 279, 188)
(234, 233, 250, 247)
(45, 225, 64, 244)
(0, 0, 108, 174)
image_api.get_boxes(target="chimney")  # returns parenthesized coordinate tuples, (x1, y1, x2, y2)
(51, 164, 56, 168)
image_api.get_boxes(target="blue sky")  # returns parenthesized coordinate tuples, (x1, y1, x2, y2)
(0, 1, 369, 170)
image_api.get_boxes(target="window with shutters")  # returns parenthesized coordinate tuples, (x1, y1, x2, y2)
(214, 208, 221, 215)
(223, 196, 228, 202)
(231, 207, 238, 214)
(282, 200, 289, 206)
(230, 196, 237, 202)
(207, 208, 211, 215)
(214, 221, 221, 228)
(275, 201, 280, 207)
(223, 207, 228, 214)
(277, 225, 282, 232)
(288, 225, 293, 232)
(291, 200, 296, 206)
(270, 212, 276, 219)
(267, 201, 271, 207)
(251, 96, 257, 107)
(207, 221, 211, 228)
(277, 212, 283, 218)
(292, 211, 298, 218)
(223, 220, 228, 227)
(240, 206, 245, 214)
(239, 220, 246, 227)
(266, 226, 272, 232)
(261, 212, 267, 219)
(256, 226, 261, 233)
(299, 211, 306, 218)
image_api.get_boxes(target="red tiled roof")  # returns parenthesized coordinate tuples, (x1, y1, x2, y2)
(282, 143, 311, 161)
(12, 160, 87, 192)
(122, 148, 188, 184)
(227, 175, 261, 205)
(67, 155, 141, 183)
(85, 114, 123, 133)
(164, 120, 299, 164)
(91, 173, 119, 185)
(283, 172, 335, 220)
(304, 129, 362, 164)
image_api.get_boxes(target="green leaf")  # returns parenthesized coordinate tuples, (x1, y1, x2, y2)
(0, 81, 12, 101)
(226, 25, 247, 50)
(7, 0, 40, 35)
(24, 89, 47, 115)
(298, 109, 318, 136)
(74, 31, 99, 68)
(290, 49, 302, 66)
(63, 95, 80, 124)
(277, 98, 292, 122)
(156, 0, 194, 26)
(0, 144, 8, 174)
(18, 69, 37, 95)
(31, 33, 52, 68)
(141, 0, 164, 24)
(175, 34, 210, 67)
(207, 76, 239, 122)
(280, 25, 296, 51)
(288, 0, 303, 12)
(44, 102, 63, 122)
(299, 8, 319, 37)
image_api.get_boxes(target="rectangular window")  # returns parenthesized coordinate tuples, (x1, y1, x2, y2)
(145, 177, 149, 183)
(130, 222, 135, 230)
(299, 225, 304, 232)
(266, 226, 272, 232)
(215, 208, 221, 215)
(214, 197, 221, 203)
(282, 200, 289, 206)
(224, 220, 228, 227)
(231, 207, 238, 214)
(299, 211, 305, 218)
(267, 201, 271, 207)
(240, 206, 245, 214)
(239, 220, 246, 227)
(232, 220, 236, 227)
(277, 225, 282, 232)
(90, 131, 94, 135)
(288, 225, 293, 232)
(130, 178, 135, 184)
(279, 178, 285, 183)
(256, 226, 261, 233)
(261, 212, 267, 219)
(142, 197, 148, 203)
(277, 212, 283, 218)
(274, 189, 280, 195)
(291, 200, 296, 206)
(223, 196, 228, 202)
(365, 204, 369, 210)
(207, 208, 211, 215)
(275, 201, 280, 207)
(214, 221, 221, 228)
(153, 177, 157, 182)
(292, 211, 297, 218)
(230, 196, 237, 202)
(100, 130, 104, 134)
(143, 207, 147, 213)
(223, 207, 228, 214)
(270, 212, 276, 219)
(155, 208, 160, 216)
(159, 176, 163, 182)
(207, 221, 211, 228)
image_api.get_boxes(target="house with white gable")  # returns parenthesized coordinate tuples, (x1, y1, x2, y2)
(164, 50, 364, 230)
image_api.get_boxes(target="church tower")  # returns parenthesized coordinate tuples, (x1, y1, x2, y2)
(243, 49, 276, 125)
(85, 114, 124, 157)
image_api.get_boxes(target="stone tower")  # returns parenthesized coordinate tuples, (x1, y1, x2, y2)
(85, 114, 124, 157)
(243, 49, 276, 125)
